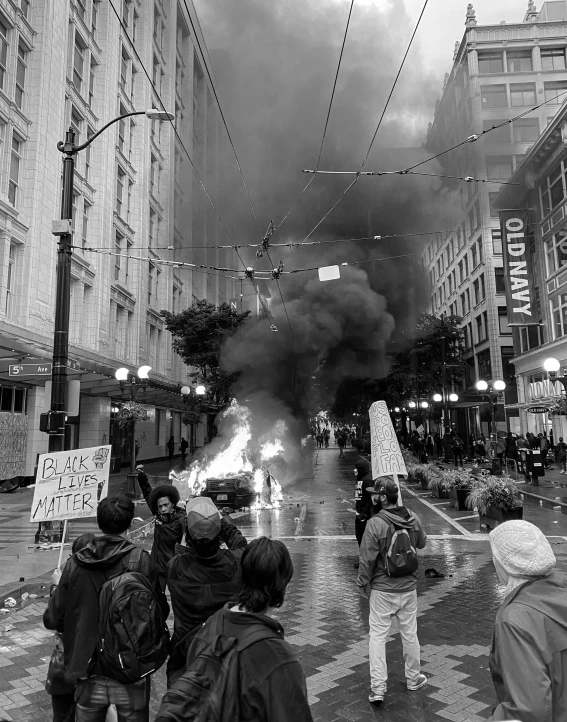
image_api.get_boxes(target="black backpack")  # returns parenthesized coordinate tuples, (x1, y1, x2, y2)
(94, 548, 170, 685)
(377, 512, 418, 578)
(156, 610, 279, 722)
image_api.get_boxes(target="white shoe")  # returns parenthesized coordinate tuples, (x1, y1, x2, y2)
(407, 673, 427, 691)
(368, 691, 384, 703)
(561, 471, 565, 475)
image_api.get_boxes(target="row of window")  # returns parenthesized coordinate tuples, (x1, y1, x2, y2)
(540, 159, 567, 219)
(478, 47, 567, 75)
(430, 236, 484, 290)
(481, 81, 567, 109)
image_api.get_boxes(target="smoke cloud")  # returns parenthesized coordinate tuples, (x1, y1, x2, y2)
(190, 0, 459, 423)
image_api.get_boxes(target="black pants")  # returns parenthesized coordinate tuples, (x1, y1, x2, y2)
(355, 514, 367, 546)
(453, 450, 463, 467)
(51, 693, 76, 722)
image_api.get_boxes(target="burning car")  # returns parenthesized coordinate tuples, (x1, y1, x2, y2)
(200, 472, 258, 511)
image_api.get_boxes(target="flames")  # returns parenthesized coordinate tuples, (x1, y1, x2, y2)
(170, 401, 285, 509)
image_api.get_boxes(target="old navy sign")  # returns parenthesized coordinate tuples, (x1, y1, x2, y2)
(500, 210, 539, 326)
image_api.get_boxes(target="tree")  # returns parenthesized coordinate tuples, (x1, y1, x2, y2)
(161, 300, 250, 408)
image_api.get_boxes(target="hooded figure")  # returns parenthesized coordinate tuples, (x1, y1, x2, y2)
(165, 496, 248, 686)
(488, 520, 567, 722)
(147, 484, 186, 590)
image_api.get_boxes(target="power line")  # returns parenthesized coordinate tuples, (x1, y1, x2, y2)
(300, 168, 523, 186)
(265, 248, 294, 338)
(81, 247, 241, 276)
(296, 0, 430, 246)
(404, 88, 567, 173)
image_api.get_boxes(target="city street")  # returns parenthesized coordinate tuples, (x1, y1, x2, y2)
(2, 444, 567, 722)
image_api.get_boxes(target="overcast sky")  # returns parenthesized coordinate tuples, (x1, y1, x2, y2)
(371, 0, 532, 78)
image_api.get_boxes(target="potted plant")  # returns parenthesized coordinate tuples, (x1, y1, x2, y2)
(466, 475, 523, 531)
(427, 468, 451, 499)
(406, 464, 430, 490)
(446, 469, 474, 511)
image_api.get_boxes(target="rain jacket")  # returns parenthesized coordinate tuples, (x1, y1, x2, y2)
(166, 517, 247, 684)
(43, 535, 168, 685)
(489, 570, 567, 722)
(357, 507, 427, 594)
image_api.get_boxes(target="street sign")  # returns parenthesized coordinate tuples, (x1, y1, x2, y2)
(9, 363, 52, 376)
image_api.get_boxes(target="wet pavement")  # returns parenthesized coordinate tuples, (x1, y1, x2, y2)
(2, 444, 567, 721)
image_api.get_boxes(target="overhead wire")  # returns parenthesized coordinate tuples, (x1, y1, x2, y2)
(300, 168, 523, 186)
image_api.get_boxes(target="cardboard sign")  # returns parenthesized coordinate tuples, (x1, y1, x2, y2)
(30, 446, 112, 523)
(369, 401, 407, 479)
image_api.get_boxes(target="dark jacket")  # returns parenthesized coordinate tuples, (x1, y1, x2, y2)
(43, 535, 167, 686)
(354, 456, 373, 517)
(146, 485, 186, 576)
(489, 570, 567, 722)
(160, 604, 313, 722)
(357, 506, 427, 594)
(166, 517, 247, 682)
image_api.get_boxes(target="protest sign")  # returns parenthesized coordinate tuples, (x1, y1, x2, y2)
(30, 445, 112, 523)
(369, 401, 407, 479)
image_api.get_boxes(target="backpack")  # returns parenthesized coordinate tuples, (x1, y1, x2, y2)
(377, 512, 418, 578)
(156, 610, 279, 722)
(94, 547, 170, 685)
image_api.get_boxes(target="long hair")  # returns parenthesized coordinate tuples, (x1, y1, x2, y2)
(236, 537, 293, 613)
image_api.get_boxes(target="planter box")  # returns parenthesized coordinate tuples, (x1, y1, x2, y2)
(430, 485, 450, 499)
(449, 487, 470, 511)
(420, 479, 429, 490)
(479, 505, 523, 532)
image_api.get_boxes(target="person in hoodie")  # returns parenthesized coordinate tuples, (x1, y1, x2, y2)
(357, 478, 428, 705)
(488, 520, 566, 722)
(43, 494, 168, 722)
(353, 448, 374, 547)
(146, 484, 186, 592)
(157, 536, 313, 722)
(165, 496, 248, 686)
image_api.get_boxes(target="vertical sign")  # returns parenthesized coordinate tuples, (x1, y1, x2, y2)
(369, 401, 407, 479)
(30, 446, 112, 522)
(500, 210, 539, 326)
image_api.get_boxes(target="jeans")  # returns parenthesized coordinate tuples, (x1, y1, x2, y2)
(368, 589, 422, 695)
(75, 677, 150, 722)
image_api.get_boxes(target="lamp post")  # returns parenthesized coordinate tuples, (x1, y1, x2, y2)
(180, 384, 207, 453)
(41, 109, 174, 454)
(543, 357, 567, 393)
(475, 379, 506, 440)
(115, 365, 151, 477)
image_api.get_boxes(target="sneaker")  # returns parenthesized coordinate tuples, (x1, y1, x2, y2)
(368, 692, 384, 704)
(407, 674, 427, 691)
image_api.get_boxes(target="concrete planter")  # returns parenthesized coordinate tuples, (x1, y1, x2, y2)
(449, 487, 470, 511)
(479, 505, 523, 532)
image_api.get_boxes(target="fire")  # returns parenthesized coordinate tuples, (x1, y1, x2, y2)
(170, 401, 285, 509)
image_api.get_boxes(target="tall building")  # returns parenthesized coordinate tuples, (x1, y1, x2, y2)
(0, 0, 238, 481)
(422, 0, 567, 439)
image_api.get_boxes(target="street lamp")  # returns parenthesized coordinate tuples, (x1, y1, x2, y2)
(115, 366, 151, 476)
(181, 384, 208, 453)
(433, 393, 442, 403)
(43, 109, 174, 454)
(544, 357, 567, 393)
(475, 379, 506, 439)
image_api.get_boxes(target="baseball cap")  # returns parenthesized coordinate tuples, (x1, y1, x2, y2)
(186, 496, 222, 540)
(364, 477, 398, 496)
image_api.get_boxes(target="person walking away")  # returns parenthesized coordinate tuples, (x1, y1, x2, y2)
(353, 450, 373, 551)
(425, 433, 434, 459)
(505, 431, 518, 469)
(337, 430, 346, 458)
(556, 437, 567, 474)
(357, 478, 428, 704)
(180, 437, 188, 460)
(146, 485, 186, 592)
(452, 434, 464, 467)
(487, 520, 566, 722)
(167, 435, 175, 460)
(323, 428, 330, 448)
(43, 495, 169, 722)
(157, 537, 313, 722)
(434, 432, 443, 458)
(495, 436, 506, 466)
(166, 497, 248, 686)
(484, 434, 493, 460)
(46, 533, 95, 722)
(315, 431, 322, 449)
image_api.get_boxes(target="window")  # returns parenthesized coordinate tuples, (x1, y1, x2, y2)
(0, 19, 9, 92)
(71, 192, 78, 232)
(487, 156, 513, 180)
(464, 254, 469, 278)
(128, 119, 135, 161)
(150, 154, 158, 196)
(498, 307, 511, 335)
(473, 278, 480, 305)
(471, 244, 478, 270)
(73, 36, 86, 93)
(492, 229, 503, 255)
(115, 232, 123, 282)
(21, 0, 30, 20)
(544, 80, 567, 104)
(483, 119, 509, 144)
(541, 162, 567, 216)
(478, 52, 504, 74)
(489, 192, 499, 218)
(148, 264, 154, 305)
(122, 0, 131, 28)
(507, 50, 533, 72)
(477, 348, 492, 378)
(8, 136, 22, 206)
(149, 208, 156, 247)
(520, 325, 543, 353)
(481, 84, 507, 108)
(116, 165, 125, 216)
(132, 10, 138, 42)
(480, 273, 486, 300)
(541, 47, 566, 70)
(88, 60, 96, 109)
(82, 200, 90, 251)
(5, 241, 16, 317)
(476, 314, 484, 343)
(495, 267, 505, 294)
(173, 285, 180, 313)
(76, 0, 86, 21)
(15, 44, 26, 110)
(154, 6, 163, 49)
(127, 180, 133, 224)
(120, 46, 129, 89)
(461, 289, 470, 315)
(118, 106, 126, 154)
(510, 83, 536, 107)
(152, 55, 160, 88)
(85, 127, 93, 181)
(512, 118, 539, 143)
(458, 259, 464, 285)
(551, 293, 567, 339)
(91, 1, 98, 35)
(130, 67, 136, 101)
(544, 232, 567, 275)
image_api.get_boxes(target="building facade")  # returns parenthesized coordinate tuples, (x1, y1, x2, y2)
(422, 1, 567, 439)
(0, 0, 239, 480)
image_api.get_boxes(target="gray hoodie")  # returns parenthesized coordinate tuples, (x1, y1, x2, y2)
(357, 507, 427, 594)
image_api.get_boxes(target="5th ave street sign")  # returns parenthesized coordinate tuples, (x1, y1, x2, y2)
(9, 363, 52, 376)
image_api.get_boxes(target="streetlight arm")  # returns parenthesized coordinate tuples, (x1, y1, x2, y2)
(57, 111, 148, 154)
